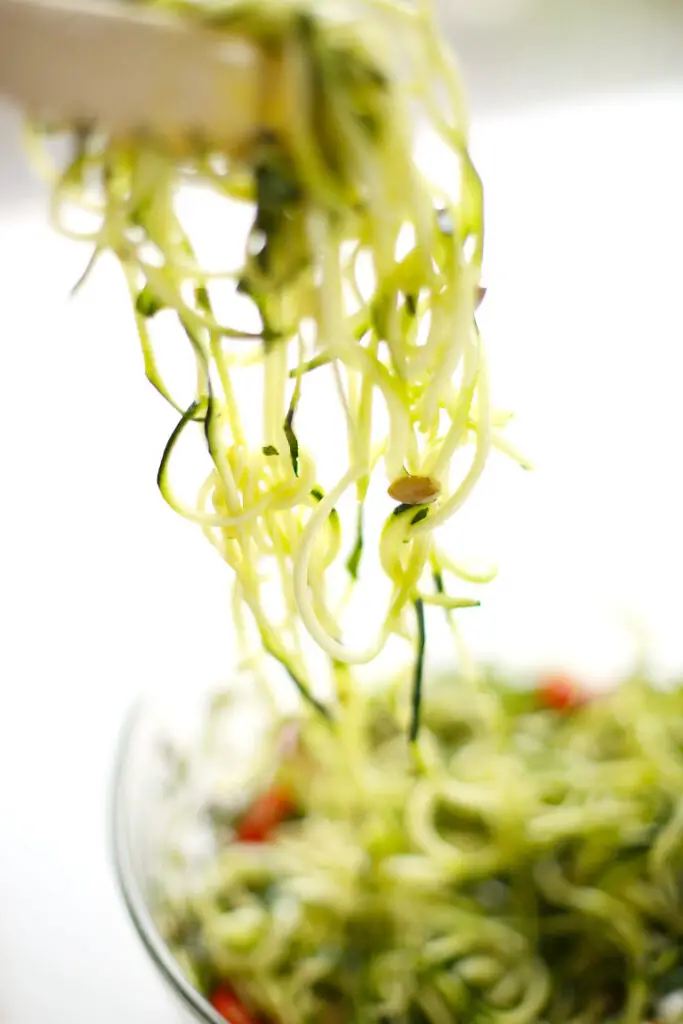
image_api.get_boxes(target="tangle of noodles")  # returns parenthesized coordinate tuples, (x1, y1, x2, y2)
(31, 3, 683, 1020)
(155, 672, 683, 1024)
(33, 0, 524, 727)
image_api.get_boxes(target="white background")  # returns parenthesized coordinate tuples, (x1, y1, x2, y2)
(1, 33, 683, 1024)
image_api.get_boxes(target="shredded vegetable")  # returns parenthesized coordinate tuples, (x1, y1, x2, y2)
(157, 672, 683, 1024)
(34, 0, 523, 722)
(29, 2, 683, 1022)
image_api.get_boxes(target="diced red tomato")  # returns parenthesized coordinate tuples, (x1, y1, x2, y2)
(210, 986, 257, 1024)
(538, 672, 586, 712)
(236, 785, 295, 843)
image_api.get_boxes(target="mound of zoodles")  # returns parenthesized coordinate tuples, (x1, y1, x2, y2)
(156, 672, 683, 1024)
(33, 0, 525, 732)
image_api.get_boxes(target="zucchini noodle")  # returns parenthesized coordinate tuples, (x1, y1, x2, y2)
(156, 673, 683, 1024)
(31, 5, 683, 1021)
(35, 0, 521, 714)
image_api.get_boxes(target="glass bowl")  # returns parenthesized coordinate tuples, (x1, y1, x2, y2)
(111, 677, 277, 1024)
(112, 697, 215, 1024)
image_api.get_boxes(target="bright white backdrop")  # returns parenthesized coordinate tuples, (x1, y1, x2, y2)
(1, 84, 683, 1022)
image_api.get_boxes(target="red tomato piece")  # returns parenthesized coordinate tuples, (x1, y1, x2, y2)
(210, 986, 257, 1024)
(236, 785, 295, 843)
(538, 673, 586, 712)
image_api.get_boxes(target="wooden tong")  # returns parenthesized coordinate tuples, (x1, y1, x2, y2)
(0, 0, 264, 149)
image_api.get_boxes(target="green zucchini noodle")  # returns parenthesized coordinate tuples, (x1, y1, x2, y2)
(157, 673, 683, 1024)
(27, 2, 683, 1021)
(33, 0, 521, 714)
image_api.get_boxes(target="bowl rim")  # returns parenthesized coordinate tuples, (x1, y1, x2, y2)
(109, 698, 223, 1024)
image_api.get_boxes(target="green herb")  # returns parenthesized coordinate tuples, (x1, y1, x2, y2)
(262, 445, 279, 457)
(255, 158, 301, 210)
